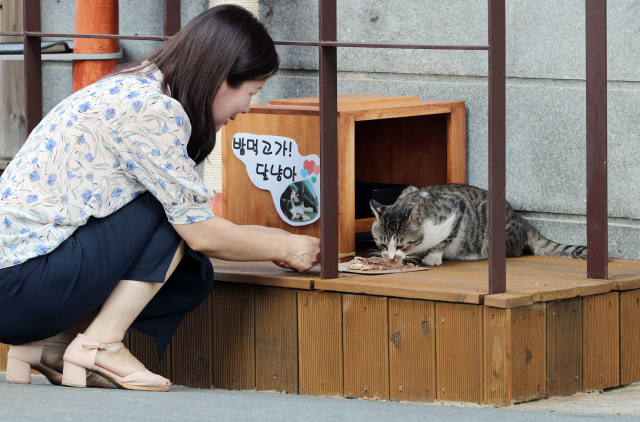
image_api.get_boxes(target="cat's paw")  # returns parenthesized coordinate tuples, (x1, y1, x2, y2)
(422, 255, 443, 266)
(301, 214, 310, 221)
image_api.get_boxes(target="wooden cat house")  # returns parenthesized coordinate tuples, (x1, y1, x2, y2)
(221, 94, 467, 260)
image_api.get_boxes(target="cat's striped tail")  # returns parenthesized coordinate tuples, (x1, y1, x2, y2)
(525, 226, 587, 260)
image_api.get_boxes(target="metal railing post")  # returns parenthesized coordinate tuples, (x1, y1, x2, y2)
(23, 0, 42, 136)
(488, 0, 507, 294)
(163, 0, 181, 38)
(586, 0, 608, 279)
(319, 0, 339, 279)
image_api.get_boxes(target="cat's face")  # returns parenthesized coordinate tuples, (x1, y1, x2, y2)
(370, 200, 424, 261)
(290, 188, 302, 204)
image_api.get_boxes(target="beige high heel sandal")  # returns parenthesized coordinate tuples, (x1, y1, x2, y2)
(6, 341, 110, 387)
(62, 333, 170, 392)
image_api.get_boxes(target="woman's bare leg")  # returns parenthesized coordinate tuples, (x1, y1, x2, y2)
(59, 240, 185, 378)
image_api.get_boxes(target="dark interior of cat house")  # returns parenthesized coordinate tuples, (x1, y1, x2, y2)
(1, 0, 639, 409)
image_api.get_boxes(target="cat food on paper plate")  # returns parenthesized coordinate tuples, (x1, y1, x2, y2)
(338, 257, 430, 275)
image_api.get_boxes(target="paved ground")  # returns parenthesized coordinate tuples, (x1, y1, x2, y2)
(0, 373, 638, 422)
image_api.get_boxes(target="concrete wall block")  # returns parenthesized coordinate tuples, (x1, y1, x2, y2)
(261, 0, 501, 77)
(42, 62, 72, 117)
(512, 0, 640, 82)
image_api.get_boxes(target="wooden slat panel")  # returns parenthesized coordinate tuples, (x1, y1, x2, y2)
(213, 282, 255, 390)
(583, 292, 620, 391)
(547, 298, 582, 396)
(0, 0, 26, 159)
(255, 286, 298, 393)
(127, 330, 172, 380)
(509, 303, 546, 402)
(171, 292, 213, 389)
(436, 302, 483, 403)
(298, 291, 343, 396)
(0, 343, 9, 372)
(388, 298, 435, 402)
(343, 294, 389, 399)
(620, 289, 640, 385)
(484, 307, 510, 405)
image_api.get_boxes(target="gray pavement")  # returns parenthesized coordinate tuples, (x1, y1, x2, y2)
(0, 373, 638, 422)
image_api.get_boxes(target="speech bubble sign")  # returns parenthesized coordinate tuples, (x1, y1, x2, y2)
(231, 133, 320, 226)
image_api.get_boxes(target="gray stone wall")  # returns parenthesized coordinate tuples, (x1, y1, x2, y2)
(257, 0, 640, 261)
(38, 0, 640, 260)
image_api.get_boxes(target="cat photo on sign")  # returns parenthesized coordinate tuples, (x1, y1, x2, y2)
(280, 181, 319, 223)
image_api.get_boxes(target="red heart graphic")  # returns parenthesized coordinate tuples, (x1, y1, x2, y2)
(313, 164, 320, 175)
(303, 160, 315, 172)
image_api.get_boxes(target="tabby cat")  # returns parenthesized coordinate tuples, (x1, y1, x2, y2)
(369, 184, 587, 266)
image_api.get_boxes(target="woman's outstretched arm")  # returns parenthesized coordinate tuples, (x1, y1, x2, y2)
(172, 216, 320, 272)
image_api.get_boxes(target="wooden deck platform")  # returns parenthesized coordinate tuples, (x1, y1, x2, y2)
(1, 256, 639, 405)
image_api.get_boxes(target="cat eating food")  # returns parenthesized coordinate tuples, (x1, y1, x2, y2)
(370, 184, 587, 266)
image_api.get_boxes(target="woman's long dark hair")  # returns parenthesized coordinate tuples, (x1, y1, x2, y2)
(114, 5, 279, 165)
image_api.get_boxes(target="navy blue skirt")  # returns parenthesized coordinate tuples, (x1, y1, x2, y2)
(0, 192, 214, 359)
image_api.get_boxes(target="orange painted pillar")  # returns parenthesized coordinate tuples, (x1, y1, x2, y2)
(72, 0, 119, 92)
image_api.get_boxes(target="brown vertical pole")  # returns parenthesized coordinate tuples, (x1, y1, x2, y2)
(319, 0, 339, 279)
(23, 0, 42, 136)
(586, 0, 608, 279)
(488, 0, 507, 294)
(163, 0, 181, 38)
(72, 0, 119, 92)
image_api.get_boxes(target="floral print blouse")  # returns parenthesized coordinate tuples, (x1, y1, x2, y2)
(0, 63, 214, 269)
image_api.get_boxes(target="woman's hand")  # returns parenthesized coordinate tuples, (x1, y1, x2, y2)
(274, 235, 321, 272)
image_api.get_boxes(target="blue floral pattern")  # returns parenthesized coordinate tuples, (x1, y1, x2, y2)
(0, 64, 214, 268)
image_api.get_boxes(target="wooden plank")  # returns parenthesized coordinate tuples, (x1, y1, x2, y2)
(351, 107, 452, 122)
(127, 330, 172, 380)
(583, 292, 620, 391)
(255, 286, 298, 393)
(620, 289, 640, 385)
(388, 298, 436, 402)
(211, 257, 640, 307)
(484, 292, 534, 309)
(211, 259, 315, 290)
(213, 282, 255, 390)
(483, 304, 546, 405)
(338, 115, 355, 262)
(0, 343, 9, 372)
(343, 294, 389, 399)
(484, 307, 510, 405)
(297, 291, 343, 396)
(611, 277, 640, 291)
(509, 303, 546, 402)
(546, 298, 582, 396)
(171, 292, 213, 389)
(269, 94, 421, 108)
(436, 302, 483, 403)
(447, 105, 467, 184)
(316, 275, 484, 304)
(0, 0, 25, 159)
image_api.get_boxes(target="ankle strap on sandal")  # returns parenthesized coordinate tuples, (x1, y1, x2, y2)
(81, 341, 122, 350)
(44, 341, 70, 348)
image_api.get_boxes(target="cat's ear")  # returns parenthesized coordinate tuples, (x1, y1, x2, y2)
(370, 200, 387, 219)
(409, 202, 422, 223)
